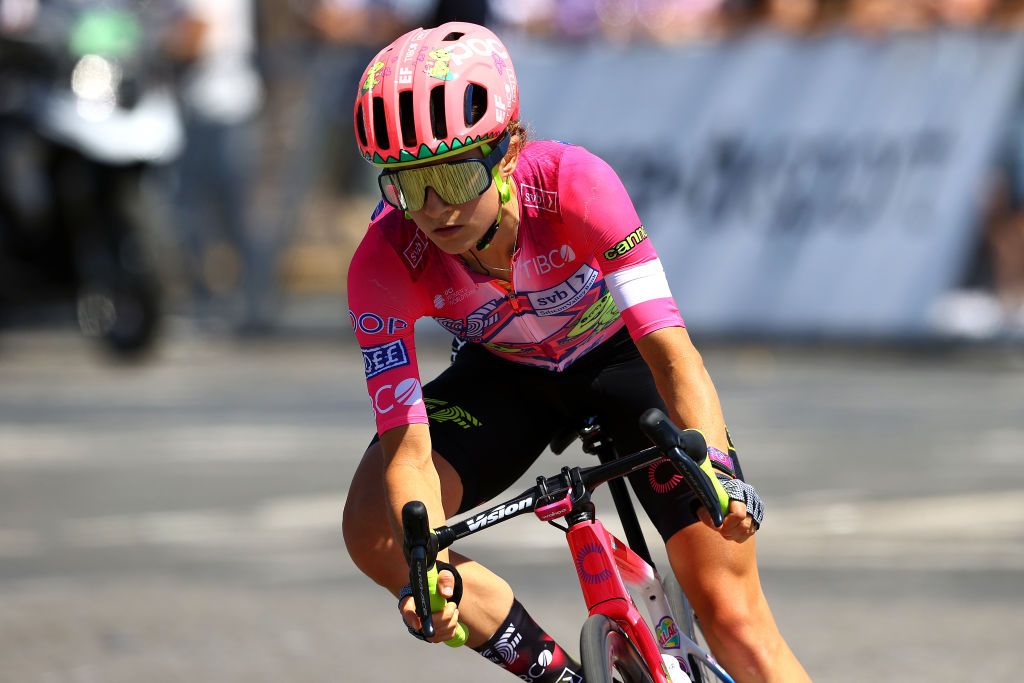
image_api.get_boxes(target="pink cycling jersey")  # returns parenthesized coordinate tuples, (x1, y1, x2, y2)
(348, 141, 685, 434)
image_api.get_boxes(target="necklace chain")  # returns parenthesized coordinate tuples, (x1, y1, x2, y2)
(461, 207, 519, 277)
(466, 249, 512, 276)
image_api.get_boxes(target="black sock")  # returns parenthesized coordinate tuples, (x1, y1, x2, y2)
(473, 599, 584, 682)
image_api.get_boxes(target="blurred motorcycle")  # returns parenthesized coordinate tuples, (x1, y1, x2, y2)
(0, 3, 183, 356)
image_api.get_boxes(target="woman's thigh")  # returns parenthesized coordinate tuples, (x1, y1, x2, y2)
(365, 342, 569, 515)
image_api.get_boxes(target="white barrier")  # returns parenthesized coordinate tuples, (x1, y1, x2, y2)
(513, 32, 1024, 337)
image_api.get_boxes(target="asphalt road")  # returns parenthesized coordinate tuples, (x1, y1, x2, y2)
(1, 329, 1022, 682)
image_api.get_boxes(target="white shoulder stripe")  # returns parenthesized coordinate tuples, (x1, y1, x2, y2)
(605, 259, 673, 310)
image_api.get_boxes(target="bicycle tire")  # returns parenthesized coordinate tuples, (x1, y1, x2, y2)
(662, 576, 733, 683)
(580, 614, 656, 683)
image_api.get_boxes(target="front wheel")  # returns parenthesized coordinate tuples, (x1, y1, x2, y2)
(580, 614, 655, 683)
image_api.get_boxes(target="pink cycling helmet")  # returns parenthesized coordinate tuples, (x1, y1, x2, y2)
(354, 22, 519, 168)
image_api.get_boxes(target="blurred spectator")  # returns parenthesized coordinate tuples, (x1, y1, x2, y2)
(986, 193, 1024, 331)
(990, 0, 1024, 28)
(0, 0, 37, 33)
(937, 0, 1000, 26)
(167, 0, 270, 333)
(490, 1, 1024, 44)
(283, 0, 409, 195)
(759, 0, 813, 33)
(490, 0, 555, 37)
(987, 91, 1024, 332)
(763, 0, 836, 33)
(264, 0, 414, 307)
(640, 0, 730, 43)
(844, 0, 936, 36)
(265, 1, 490, 305)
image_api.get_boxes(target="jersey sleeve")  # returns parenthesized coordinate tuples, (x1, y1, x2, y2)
(558, 146, 685, 340)
(347, 229, 427, 435)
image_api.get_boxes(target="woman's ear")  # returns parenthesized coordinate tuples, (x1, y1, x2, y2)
(499, 133, 522, 179)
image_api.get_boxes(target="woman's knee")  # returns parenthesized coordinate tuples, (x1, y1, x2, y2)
(692, 583, 781, 676)
(667, 528, 781, 675)
(343, 497, 400, 586)
(342, 444, 404, 588)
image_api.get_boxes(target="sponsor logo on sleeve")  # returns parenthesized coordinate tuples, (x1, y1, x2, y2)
(603, 225, 648, 260)
(372, 377, 422, 414)
(362, 340, 410, 379)
(520, 183, 558, 213)
(350, 311, 409, 336)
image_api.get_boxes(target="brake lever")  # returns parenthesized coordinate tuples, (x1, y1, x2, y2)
(638, 409, 726, 527)
(402, 501, 437, 639)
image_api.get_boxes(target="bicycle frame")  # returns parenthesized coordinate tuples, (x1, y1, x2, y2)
(564, 420, 734, 683)
(428, 429, 735, 683)
(563, 512, 733, 682)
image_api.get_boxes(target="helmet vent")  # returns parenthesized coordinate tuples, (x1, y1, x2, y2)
(355, 104, 368, 147)
(464, 83, 487, 128)
(442, 32, 464, 41)
(398, 90, 417, 148)
(372, 96, 390, 150)
(429, 85, 447, 140)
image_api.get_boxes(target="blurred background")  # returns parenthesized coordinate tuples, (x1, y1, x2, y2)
(1, 0, 1023, 681)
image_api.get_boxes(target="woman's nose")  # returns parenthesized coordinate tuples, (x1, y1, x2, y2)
(420, 187, 451, 218)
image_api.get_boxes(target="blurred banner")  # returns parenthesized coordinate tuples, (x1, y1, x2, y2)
(514, 33, 1024, 338)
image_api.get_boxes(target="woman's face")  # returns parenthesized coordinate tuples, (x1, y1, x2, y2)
(406, 148, 502, 255)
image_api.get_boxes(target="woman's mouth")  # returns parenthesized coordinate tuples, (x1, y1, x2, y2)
(433, 224, 463, 237)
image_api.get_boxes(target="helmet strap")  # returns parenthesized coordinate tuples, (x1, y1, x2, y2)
(476, 167, 511, 251)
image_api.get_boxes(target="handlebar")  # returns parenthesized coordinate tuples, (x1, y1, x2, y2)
(401, 411, 731, 641)
(420, 411, 731, 550)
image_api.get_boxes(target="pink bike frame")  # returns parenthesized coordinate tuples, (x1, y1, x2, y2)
(424, 413, 734, 682)
(567, 518, 680, 683)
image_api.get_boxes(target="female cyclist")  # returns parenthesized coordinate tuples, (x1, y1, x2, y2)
(341, 22, 811, 683)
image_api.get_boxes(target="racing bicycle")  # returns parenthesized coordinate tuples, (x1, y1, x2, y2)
(403, 408, 736, 682)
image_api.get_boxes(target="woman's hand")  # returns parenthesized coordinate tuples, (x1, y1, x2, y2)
(399, 569, 461, 643)
(699, 499, 757, 542)
(698, 476, 764, 543)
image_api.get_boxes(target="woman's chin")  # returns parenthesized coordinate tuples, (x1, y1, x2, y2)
(428, 231, 480, 255)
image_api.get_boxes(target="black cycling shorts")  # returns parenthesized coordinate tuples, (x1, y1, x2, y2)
(372, 327, 743, 542)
